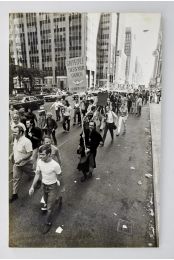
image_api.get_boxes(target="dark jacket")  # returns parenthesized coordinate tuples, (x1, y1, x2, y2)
(80, 129, 103, 153)
(26, 126, 42, 149)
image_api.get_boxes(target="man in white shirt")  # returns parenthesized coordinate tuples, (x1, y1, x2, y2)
(50, 98, 63, 121)
(9, 125, 34, 203)
(10, 113, 26, 132)
(102, 106, 118, 144)
(29, 144, 62, 234)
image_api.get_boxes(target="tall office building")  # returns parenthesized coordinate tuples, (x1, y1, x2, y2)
(114, 14, 127, 86)
(124, 27, 132, 83)
(9, 13, 100, 89)
(132, 56, 143, 88)
(96, 13, 117, 88)
(152, 18, 162, 88)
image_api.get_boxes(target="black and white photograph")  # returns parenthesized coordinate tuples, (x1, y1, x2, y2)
(9, 12, 162, 248)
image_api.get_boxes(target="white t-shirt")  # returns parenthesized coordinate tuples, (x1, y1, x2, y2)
(64, 106, 72, 117)
(13, 135, 33, 164)
(36, 158, 61, 185)
(106, 111, 114, 123)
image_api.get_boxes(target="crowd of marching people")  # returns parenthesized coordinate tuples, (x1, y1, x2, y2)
(9, 88, 157, 233)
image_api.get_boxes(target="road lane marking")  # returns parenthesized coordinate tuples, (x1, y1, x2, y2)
(58, 140, 68, 148)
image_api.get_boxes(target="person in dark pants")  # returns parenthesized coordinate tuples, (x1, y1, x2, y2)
(73, 100, 81, 125)
(77, 120, 103, 182)
(102, 106, 118, 144)
(62, 100, 72, 132)
(127, 95, 132, 114)
(45, 113, 58, 145)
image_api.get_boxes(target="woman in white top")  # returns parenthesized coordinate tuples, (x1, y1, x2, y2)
(62, 100, 72, 132)
(102, 106, 118, 144)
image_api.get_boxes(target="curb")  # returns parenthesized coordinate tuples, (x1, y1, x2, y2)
(149, 103, 160, 247)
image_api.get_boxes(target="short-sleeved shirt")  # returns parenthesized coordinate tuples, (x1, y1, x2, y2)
(13, 135, 33, 164)
(36, 159, 61, 185)
(63, 106, 72, 117)
(11, 121, 26, 132)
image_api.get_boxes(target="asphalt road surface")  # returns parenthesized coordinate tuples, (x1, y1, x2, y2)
(9, 102, 156, 247)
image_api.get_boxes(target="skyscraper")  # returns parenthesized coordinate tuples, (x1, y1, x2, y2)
(96, 13, 117, 89)
(124, 27, 132, 83)
(9, 13, 100, 89)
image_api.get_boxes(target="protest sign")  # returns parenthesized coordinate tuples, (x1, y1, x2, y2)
(97, 92, 108, 106)
(66, 57, 87, 93)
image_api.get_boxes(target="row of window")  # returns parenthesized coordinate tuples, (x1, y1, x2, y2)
(40, 29, 51, 35)
(27, 31, 37, 37)
(99, 34, 109, 39)
(27, 22, 37, 27)
(69, 46, 81, 51)
(54, 17, 66, 22)
(41, 48, 52, 53)
(30, 56, 39, 63)
(41, 39, 51, 44)
(29, 49, 38, 54)
(54, 27, 66, 33)
(54, 37, 65, 43)
(42, 56, 52, 62)
(69, 25, 81, 30)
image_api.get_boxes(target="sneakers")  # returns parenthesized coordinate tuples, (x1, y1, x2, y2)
(9, 194, 18, 203)
(41, 203, 47, 211)
(81, 176, 87, 182)
(42, 223, 52, 234)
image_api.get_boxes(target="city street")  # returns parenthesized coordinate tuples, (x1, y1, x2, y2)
(9, 102, 157, 247)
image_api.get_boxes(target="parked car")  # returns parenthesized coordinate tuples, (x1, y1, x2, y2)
(44, 92, 68, 102)
(44, 94, 58, 102)
(9, 95, 44, 111)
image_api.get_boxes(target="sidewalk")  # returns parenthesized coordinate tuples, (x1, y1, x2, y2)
(149, 102, 161, 246)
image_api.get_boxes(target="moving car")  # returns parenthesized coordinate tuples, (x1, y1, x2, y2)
(9, 95, 44, 111)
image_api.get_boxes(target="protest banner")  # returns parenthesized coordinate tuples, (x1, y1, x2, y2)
(66, 57, 87, 93)
(97, 92, 108, 106)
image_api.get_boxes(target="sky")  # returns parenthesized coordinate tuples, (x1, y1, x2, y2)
(123, 13, 161, 85)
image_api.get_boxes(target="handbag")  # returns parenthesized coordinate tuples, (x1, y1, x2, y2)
(112, 122, 117, 130)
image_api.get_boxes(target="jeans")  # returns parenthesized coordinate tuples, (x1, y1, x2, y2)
(43, 182, 59, 224)
(63, 116, 70, 131)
